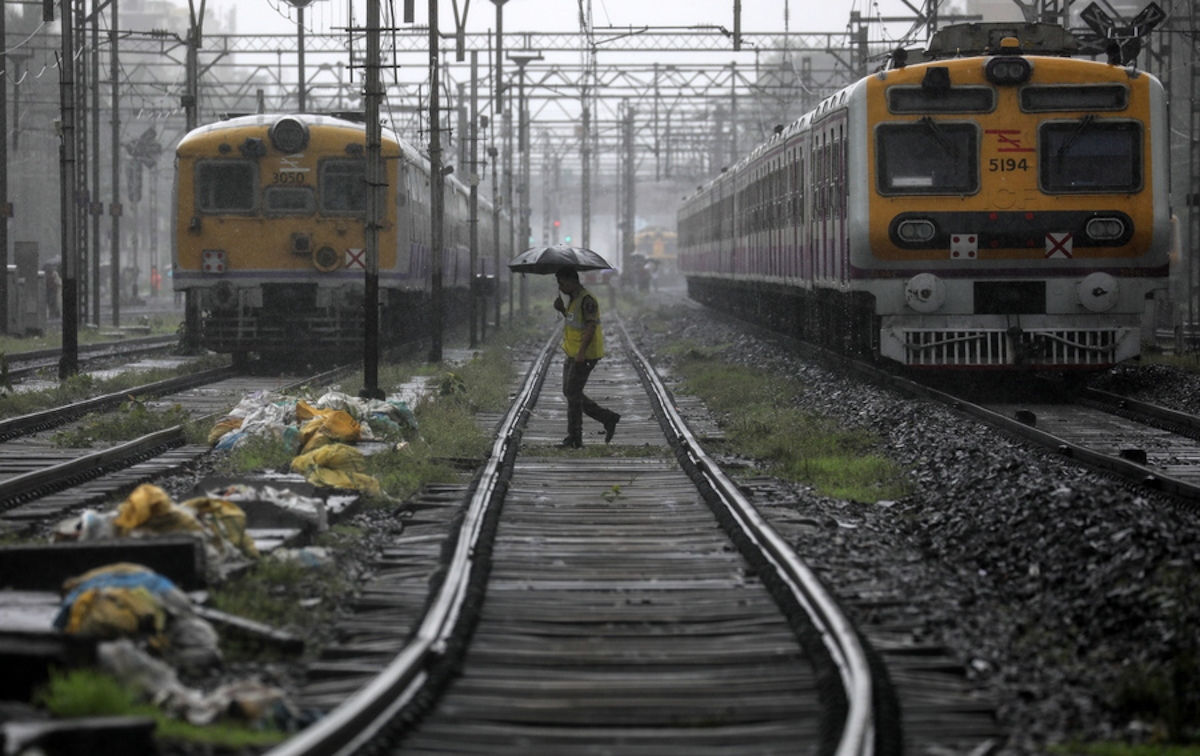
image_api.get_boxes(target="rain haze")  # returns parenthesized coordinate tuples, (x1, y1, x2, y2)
(202, 0, 908, 37)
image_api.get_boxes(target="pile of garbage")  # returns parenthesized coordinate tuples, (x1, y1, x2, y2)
(59, 483, 261, 583)
(52, 562, 313, 731)
(208, 390, 421, 497)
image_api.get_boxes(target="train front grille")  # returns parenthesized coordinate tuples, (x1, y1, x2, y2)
(902, 328, 1122, 367)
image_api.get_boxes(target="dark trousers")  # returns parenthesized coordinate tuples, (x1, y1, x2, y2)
(563, 357, 617, 444)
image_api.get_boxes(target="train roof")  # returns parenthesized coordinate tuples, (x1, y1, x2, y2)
(176, 112, 484, 205)
(919, 21, 1080, 60)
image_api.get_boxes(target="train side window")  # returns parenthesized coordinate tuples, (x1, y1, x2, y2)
(196, 160, 256, 213)
(320, 159, 368, 214)
(1039, 119, 1141, 193)
(875, 120, 978, 195)
(264, 186, 315, 215)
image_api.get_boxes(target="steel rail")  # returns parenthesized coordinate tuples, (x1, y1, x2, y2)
(263, 331, 558, 756)
(0, 426, 187, 510)
(0, 362, 358, 511)
(892, 375, 1200, 503)
(3, 334, 178, 365)
(0, 367, 237, 442)
(617, 317, 877, 756)
(717, 307, 1200, 507)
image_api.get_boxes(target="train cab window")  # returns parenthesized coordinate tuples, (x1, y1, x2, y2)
(264, 186, 315, 215)
(1021, 84, 1127, 112)
(888, 86, 995, 113)
(1040, 119, 1141, 193)
(320, 159, 368, 214)
(196, 161, 256, 213)
(876, 120, 978, 195)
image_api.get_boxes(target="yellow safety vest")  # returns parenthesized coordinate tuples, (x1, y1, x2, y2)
(561, 288, 605, 360)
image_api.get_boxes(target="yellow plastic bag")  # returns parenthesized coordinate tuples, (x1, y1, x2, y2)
(207, 417, 243, 447)
(290, 443, 380, 495)
(113, 484, 203, 536)
(180, 497, 260, 559)
(296, 401, 362, 452)
(58, 564, 171, 640)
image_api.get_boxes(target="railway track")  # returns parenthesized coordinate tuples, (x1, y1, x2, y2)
(707, 298, 1200, 510)
(260, 320, 1011, 756)
(892, 373, 1200, 508)
(0, 364, 354, 536)
(3, 334, 182, 385)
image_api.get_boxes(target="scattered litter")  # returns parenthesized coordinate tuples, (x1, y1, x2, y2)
(290, 443, 381, 496)
(203, 482, 328, 532)
(270, 547, 332, 568)
(97, 639, 316, 730)
(65, 484, 259, 582)
(54, 563, 221, 674)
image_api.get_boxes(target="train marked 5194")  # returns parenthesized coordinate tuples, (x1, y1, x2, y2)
(679, 22, 1170, 370)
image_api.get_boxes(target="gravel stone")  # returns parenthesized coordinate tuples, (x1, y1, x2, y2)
(627, 304, 1200, 754)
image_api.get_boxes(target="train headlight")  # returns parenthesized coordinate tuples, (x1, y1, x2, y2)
(313, 246, 341, 272)
(985, 56, 1032, 86)
(905, 273, 946, 313)
(1086, 217, 1126, 241)
(270, 117, 310, 154)
(1078, 272, 1118, 313)
(896, 219, 936, 244)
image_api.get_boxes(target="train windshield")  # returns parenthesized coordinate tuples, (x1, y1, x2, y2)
(321, 159, 368, 214)
(875, 120, 978, 194)
(196, 161, 256, 212)
(1040, 119, 1141, 193)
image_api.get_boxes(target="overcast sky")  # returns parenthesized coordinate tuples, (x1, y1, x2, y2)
(202, 0, 896, 38)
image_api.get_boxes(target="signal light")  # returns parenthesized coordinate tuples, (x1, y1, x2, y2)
(553, 219, 561, 227)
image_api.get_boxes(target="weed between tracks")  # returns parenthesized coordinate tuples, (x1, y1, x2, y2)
(661, 339, 911, 503)
(35, 668, 287, 750)
(0, 354, 228, 421)
(51, 396, 200, 448)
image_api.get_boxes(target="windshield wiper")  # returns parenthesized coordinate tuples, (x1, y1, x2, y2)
(1056, 114, 1096, 164)
(919, 116, 958, 162)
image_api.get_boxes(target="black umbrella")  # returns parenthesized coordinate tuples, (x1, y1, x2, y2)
(507, 244, 613, 275)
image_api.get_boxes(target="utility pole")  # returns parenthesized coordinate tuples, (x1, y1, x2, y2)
(621, 100, 635, 274)
(509, 50, 541, 317)
(90, 0, 101, 326)
(0, 0, 8, 334)
(580, 0, 594, 251)
(429, 0, 445, 364)
(289, 0, 312, 111)
(110, 0, 121, 329)
(488, 0, 506, 330)
(361, 0, 383, 398)
(469, 50, 480, 347)
(504, 84, 514, 325)
(59, 0, 79, 379)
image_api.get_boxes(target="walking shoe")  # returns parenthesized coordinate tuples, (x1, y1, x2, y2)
(603, 414, 620, 444)
(558, 437, 582, 449)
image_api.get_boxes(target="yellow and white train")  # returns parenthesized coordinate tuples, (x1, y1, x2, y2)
(678, 23, 1171, 370)
(173, 113, 508, 364)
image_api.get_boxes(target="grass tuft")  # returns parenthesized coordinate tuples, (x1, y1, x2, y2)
(669, 339, 911, 503)
(35, 667, 287, 749)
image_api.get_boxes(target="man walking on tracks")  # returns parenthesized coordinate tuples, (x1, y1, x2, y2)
(553, 267, 620, 448)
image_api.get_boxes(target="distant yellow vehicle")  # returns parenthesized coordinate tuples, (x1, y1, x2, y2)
(174, 113, 510, 364)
